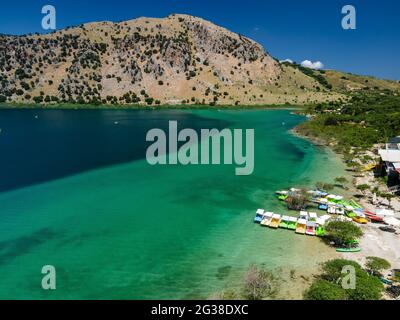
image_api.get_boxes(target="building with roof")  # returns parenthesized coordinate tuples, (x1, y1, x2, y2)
(378, 139, 400, 192)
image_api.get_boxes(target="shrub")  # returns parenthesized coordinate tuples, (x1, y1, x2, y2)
(304, 259, 384, 300)
(304, 280, 347, 300)
(356, 184, 370, 192)
(325, 220, 363, 246)
(365, 257, 391, 276)
(242, 265, 275, 300)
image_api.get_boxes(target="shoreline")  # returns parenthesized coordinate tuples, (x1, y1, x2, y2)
(292, 121, 400, 270)
(0, 102, 304, 111)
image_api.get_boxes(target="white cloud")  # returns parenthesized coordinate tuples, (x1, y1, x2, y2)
(301, 60, 324, 70)
(280, 58, 293, 64)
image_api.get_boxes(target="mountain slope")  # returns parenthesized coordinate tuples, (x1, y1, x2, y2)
(0, 14, 397, 106)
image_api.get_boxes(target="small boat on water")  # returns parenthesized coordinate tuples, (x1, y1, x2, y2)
(327, 204, 336, 214)
(279, 215, 291, 229)
(335, 207, 345, 215)
(336, 247, 361, 253)
(295, 218, 307, 234)
(315, 225, 326, 237)
(299, 211, 309, 220)
(327, 194, 344, 203)
(306, 221, 317, 236)
(269, 214, 282, 229)
(308, 212, 318, 221)
(287, 217, 297, 230)
(254, 209, 265, 223)
(278, 194, 288, 201)
(318, 203, 328, 210)
(260, 212, 274, 227)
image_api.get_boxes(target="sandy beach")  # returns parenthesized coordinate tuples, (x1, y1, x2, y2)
(293, 127, 400, 271)
(342, 223, 400, 268)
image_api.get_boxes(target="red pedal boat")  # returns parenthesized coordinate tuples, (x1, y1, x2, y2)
(364, 211, 384, 222)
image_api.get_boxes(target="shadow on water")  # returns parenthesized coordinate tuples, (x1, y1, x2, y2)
(0, 228, 58, 265)
(0, 109, 229, 193)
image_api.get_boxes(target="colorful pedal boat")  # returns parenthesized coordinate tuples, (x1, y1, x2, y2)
(254, 209, 265, 223)
(260, 212, 274, 226)
(269, 214, 282, 228)
(279, 216, 291, 229)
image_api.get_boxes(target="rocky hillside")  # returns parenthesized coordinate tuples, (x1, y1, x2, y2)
(0, 14, 397, 106)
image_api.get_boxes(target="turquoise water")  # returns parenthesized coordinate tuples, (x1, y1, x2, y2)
(0, 109, 346, 299)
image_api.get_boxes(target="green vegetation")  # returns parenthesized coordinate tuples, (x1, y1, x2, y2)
(242, 265, 276, 300)
(365, 257, 391, 276)
(282, 61, 332, 89)
(304, 259, 384, 300)
(334, 176, 348, 188)
(286, 190, 310, 210)
(324, 220, 363, 247)
(210, 265, 277, 300)
(304, 279, 347, 300)
(315, 181, 334, 192)
(297, 90, 400, 152)
(356, 184, 370, 192)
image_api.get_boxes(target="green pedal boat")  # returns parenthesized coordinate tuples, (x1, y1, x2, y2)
(336, 247, 361, 253)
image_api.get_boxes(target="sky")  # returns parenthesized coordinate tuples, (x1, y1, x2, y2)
(1, 0, 399, 80)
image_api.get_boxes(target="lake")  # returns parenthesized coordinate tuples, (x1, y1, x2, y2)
(0, 108, 345, 299)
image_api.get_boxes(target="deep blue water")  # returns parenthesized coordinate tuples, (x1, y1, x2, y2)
(0, 109, 228, 192)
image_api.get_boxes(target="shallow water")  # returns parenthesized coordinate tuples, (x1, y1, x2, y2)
(0, 109, 346, 299)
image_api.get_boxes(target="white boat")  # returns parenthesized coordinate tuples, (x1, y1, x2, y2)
(320, 214, 332, 222)
(254, 209, 265, 223)
(308, 212, 318, 221)
(335, 207, 345, 215)
(316, 217, 326, 226)
(299, 211, 309, 220)
(327, 204, 336, 214)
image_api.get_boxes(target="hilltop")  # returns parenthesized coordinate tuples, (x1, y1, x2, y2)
(0, 14, 399, 106)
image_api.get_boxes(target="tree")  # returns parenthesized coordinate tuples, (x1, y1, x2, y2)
(242, 265, 275, 300)
(347, 271, 383, 300)
(304, 259, 384, 300)
(335, 176, 348, 188)
(304, 280, 347, 300)
(356, 184, 370, 193)
(0, 95, 6, 103)
(315, 182, 334, 192)
(286, 190, 309, 210)
(325, 220, 363, 246)
(365, 257, 391, 276)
